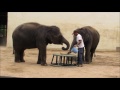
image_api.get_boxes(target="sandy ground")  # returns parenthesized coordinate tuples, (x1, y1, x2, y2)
(0, 47, 120, 78)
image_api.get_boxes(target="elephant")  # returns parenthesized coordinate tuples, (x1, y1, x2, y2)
(70, 26, 100, 64)
(12, 22, 70, 66)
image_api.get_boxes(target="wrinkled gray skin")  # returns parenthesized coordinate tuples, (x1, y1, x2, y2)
(70, 26, 100, 64)
(12, 22, 70, 66)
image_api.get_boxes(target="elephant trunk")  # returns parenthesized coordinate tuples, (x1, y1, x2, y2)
(70, 36, 77, 51)
(62, 37, 70, 50)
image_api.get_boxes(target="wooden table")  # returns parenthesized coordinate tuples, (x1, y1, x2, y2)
(51, 54, 77, 66)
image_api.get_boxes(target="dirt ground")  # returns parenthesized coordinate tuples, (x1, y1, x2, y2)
(0, 47, 120, 78)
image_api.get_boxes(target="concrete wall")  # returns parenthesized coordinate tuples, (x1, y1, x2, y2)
(7, 12, 120, 51)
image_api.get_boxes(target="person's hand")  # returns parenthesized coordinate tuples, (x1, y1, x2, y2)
(74, 45, 77, 47)
(67, 51, 71, 54)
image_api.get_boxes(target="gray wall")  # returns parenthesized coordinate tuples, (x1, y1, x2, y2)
(7, 12, 120, 51)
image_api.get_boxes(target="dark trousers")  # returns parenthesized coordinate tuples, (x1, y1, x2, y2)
(77, 48, 84, 65)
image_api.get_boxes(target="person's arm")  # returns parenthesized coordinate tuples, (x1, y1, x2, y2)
(75, 40, 81, 47)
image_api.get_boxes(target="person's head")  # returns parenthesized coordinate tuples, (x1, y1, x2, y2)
(73, 31, 78, 36)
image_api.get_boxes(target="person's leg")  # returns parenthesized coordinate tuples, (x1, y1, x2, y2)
(78, 48, 84, 67)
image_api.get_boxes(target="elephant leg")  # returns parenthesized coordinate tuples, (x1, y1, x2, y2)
(82, 48, 85, 62)
(13, 49, 15, 54)
(20, 50, 25, 62)
(37, 45, 47, 66)
(15, 50, 20, 62)
(85, 51, 90, 64)
(37, 52, 41, 64)
(84, 45, 91, 64)
(40, 50, 47, 66)
(90, 48, 96, 62)
(90, 52, 93, 62)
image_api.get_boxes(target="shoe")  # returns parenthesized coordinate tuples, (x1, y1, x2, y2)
(79, 64, 83, 67)
(73, 63, 77, 66)
(77, 64, 83, 67)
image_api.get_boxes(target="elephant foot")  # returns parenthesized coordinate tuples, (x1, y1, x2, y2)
(41, 63, 47, 66)
(20, 60, 25, 62)
(15, 60, 21, 63)
(77, 64, 83, 67)
(37, 61, 41, 64)
(83, 61, 90, 64)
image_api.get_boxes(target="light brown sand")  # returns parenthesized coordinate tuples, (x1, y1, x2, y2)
(0, 47, 120, 78)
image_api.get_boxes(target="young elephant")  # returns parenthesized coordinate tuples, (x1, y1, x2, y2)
(12, 22, 70, 66)
(70, 26, 100, 64)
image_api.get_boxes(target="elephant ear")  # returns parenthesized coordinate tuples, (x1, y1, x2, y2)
(78, 29, 90, 42)
(50, 26, 61, 35)
(46, 26, 61, 44)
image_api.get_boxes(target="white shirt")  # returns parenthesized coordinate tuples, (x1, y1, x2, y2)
(76, 34, 84, 48)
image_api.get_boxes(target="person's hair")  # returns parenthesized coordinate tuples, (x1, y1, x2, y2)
(73, 31, 78, 34)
